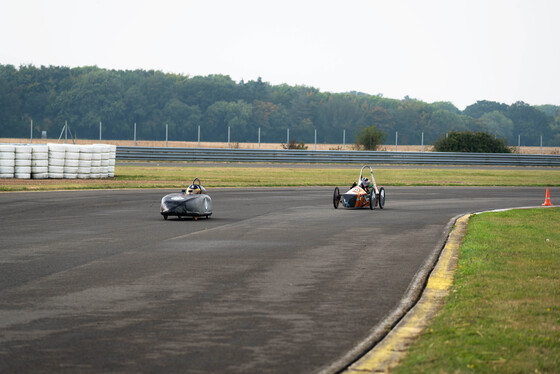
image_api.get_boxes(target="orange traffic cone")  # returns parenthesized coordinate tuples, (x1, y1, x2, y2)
(542, 188, 553, 206)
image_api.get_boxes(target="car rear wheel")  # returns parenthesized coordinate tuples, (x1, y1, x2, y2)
(378, 187, 385, 209)
(333, 187, 340, 209)
(369, 188, 375, 210)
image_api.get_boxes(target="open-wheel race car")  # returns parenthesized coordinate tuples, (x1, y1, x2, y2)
(160, 178, 213, 220)
(333, 165, 385, 210)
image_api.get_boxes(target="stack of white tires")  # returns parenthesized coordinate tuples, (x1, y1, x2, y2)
(108, 145, 116, 177)
(77, 145, 93, 179)
(47, 143, 115, 179)
(90, 145, 102, 179)
(98, 145, 110, 178)
(15, 145, 32, 179)
(48, 144, 66, 179)
(31, 145, 49, 179)
(63, 145, 79, 179)
(0, 143, 116, 179)
(0, 144, 15, 178)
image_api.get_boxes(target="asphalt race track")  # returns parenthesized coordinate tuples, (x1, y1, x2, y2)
(0, 186, 554, 373)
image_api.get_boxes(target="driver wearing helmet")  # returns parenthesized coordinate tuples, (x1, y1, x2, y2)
(186, 184, 201, 195)
(360, 177, 371, 192)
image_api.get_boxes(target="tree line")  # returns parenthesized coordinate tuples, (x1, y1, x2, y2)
(1, 64, 559, 146)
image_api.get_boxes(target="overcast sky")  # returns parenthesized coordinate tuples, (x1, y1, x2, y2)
(1, 0, 559, 110)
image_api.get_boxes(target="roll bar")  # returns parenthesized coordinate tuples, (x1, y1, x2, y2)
(358, 165, 378, 194)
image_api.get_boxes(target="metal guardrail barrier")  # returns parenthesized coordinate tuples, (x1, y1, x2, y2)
(116, 146, 560, 167)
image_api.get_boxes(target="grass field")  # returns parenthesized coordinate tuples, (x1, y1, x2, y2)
(393, 208, 560, 373)
(1, 165, 560, 191)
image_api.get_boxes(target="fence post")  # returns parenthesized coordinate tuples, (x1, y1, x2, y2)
(258, 127, 261, 149)
(395, 131, 398, 152)
(99, 122, 102, 144)
(314, 129, 317, 151)
(518, 134, 520, 153)
(421, 132, 424, 152)
(65, 121, 68, 144)
(286, 128, 289, 147)
(343, 129, 346, 150)
(134, 123, 137, 146)
(165, 124, 168, 147)
(198, 125, 201, 147)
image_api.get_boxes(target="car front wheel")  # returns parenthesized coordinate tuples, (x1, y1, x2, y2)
(378, 187, 385, 209)
(333, 187, 340, 209)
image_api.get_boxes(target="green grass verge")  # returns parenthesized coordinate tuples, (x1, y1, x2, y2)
(393, 208, 560, 373)
(1, 165, 560, 191)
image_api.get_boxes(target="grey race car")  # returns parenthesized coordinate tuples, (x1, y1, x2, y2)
(160, 178, 213, 220)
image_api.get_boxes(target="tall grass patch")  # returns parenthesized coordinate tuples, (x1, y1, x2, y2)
(394, 208, 560, 373)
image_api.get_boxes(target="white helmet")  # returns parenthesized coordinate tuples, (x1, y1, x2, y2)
(361, 177, 370, 188)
